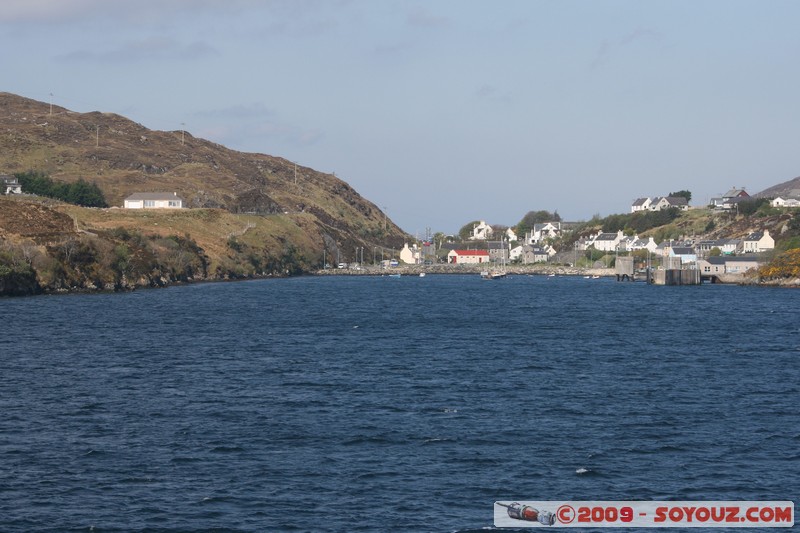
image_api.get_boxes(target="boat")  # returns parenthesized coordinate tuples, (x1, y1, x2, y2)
(419, 272, 426, 277)
(480, 238, 508, 279)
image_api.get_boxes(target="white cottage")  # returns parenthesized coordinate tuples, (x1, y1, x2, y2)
(124, 192, 185, 209)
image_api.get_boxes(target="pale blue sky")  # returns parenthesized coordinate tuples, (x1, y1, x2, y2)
(2, 0, 799, 234)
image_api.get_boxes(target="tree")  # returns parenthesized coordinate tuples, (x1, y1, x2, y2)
(14, 171, 107, 207)
(458, 220, 481, 241)
(669, 190, 692, 203)
(515, 210, 561, 237)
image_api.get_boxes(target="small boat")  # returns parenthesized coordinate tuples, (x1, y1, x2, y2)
(419, 272, 426, 277)
(481, 270, 506, 280)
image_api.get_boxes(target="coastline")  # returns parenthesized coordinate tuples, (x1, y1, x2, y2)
(313, 264, 616, 277)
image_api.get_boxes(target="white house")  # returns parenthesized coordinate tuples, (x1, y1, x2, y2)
(469, 221, 494, 241)
(625, 236, 658, 253)
(525, 222, 562, 245)
(399, 243, 420, 264)
(742, 230, 774, 253)
(587, 230, 624, 252)
(631, 197, 652, 212)
(447, 249, 490, 264)
(124, 192, 185, 209)
(771, 196, 800, 208)
(649, 196, 689, 211)
(1, 175, 22, 194)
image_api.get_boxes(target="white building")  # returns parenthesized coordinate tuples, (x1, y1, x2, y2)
(587, 230, 625, 252)
(742, 230, 774, 253)
(524, 222, 562, 245)
(469, 221, 494, 241)
(399, 243, 421, 264)
(1, 175, 22, 194)
(771, 196, 800, 208)
(124, 192, 185, 209)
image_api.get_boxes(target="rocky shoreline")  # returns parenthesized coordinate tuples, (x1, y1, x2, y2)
(314, 264, 617, 277)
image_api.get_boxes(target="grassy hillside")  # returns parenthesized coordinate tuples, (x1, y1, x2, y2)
(0, 92, 406, 265)
(0, 195, 345, 294)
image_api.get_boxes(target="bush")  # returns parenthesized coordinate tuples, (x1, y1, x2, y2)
(15, 171, 108, 207)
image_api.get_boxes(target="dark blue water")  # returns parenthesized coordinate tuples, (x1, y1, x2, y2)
(1, 275, 798, 532)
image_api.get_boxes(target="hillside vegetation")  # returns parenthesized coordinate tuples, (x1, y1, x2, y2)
(0, 92, 408, 294)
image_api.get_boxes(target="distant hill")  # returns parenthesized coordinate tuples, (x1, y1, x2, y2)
(754, 176, 800, 199)
(0, 92, 405, 257)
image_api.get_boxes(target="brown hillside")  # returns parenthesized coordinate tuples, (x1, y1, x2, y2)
(0, 92, 405, 260)
(754, 176, 800, 199)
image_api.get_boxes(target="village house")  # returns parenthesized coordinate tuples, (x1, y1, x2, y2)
(697, 256, 762, 276)
(669, 246, 697, 265)
(487, 241, 509, 263)
(587, 230, 624, 252)
(771, 196, 800, 208)
(524, 222, 562, 245)
(447, 249, 490, 264)
(468, 221, 493, 241)
(399, 243, 421, 264)
(742, 230, 774, 253)
(630, 197, 652, 213)
(124, 192, 185, 209)
(695, 238, 740, 257)
(1, 174, 22, 194)
(711, 187, 749, 209)
(623, 236, 658, 253)
(521, 245, 549, 264)
(649, 196, 689, 211)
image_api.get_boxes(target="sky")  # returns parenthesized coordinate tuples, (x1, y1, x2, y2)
(2, 0, 799, 235)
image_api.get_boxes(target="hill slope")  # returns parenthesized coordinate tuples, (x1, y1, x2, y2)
(0, 92, 405, 262)
(754, 176, 800, 199)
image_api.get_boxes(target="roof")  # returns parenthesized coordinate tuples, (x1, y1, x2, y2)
(594, 232, 618, 241)
(745, 231, 764, 240)
(451, 249, 489, 256)
(632, 197, 650, 206)
(671, 247, 695, 255)
(706, 256, 760, 265)
(723, 187, 749, 198)
(125, 192, 184, 201)
(664, 196, 688, 206)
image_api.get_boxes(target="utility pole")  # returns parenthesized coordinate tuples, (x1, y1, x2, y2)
(49, 93, 53, 115)
(95, 125, 99, 147)
(181, 123, 185, 145)
(294, 162, 297, 185)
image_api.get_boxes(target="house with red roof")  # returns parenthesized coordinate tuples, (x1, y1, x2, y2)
(447, 249, 489, 264)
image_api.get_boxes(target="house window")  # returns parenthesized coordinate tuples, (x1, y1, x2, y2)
(168, 200, 180, 207)
(144, 200, 155, 207)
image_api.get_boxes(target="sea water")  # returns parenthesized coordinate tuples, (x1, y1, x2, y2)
(1, 275, 798, 531)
